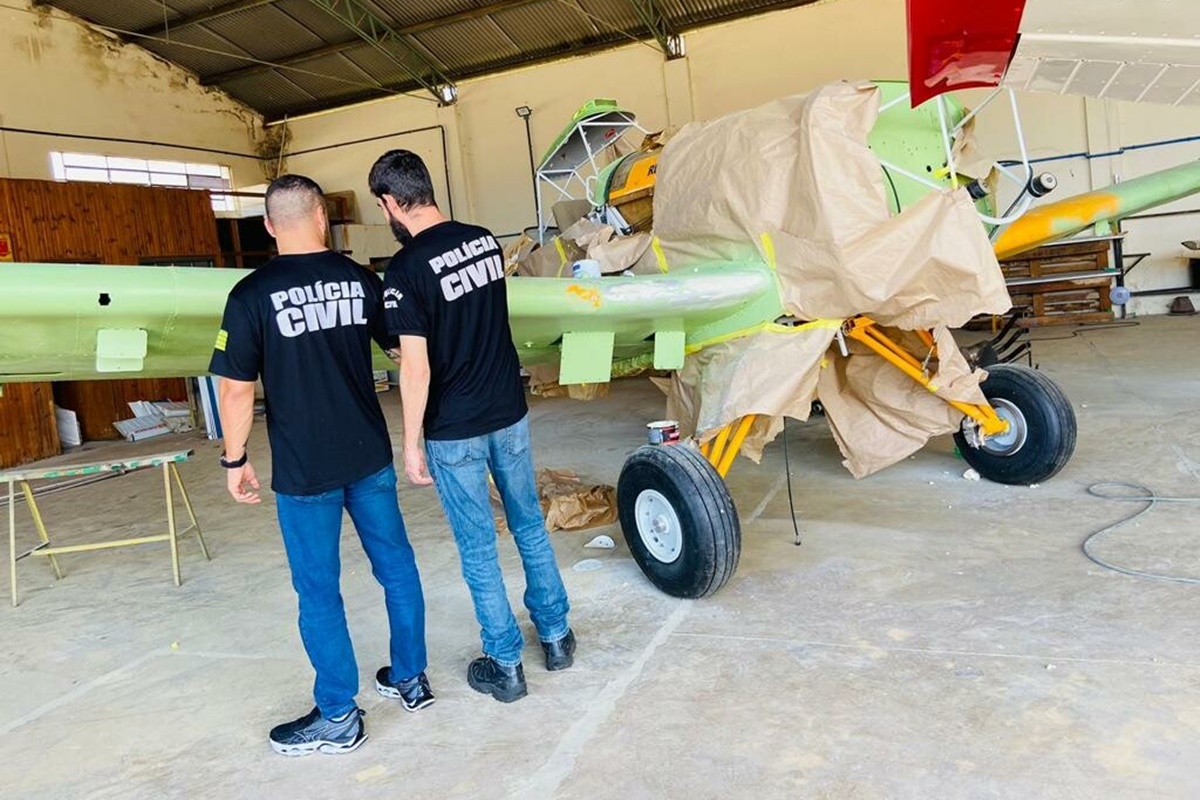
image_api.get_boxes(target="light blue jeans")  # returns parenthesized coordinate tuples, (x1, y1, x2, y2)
(276, 464, 426, 720)
(425, 414, 570, 666)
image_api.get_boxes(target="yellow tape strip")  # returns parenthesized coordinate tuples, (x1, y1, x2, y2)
(651, 237, 668, 274)
(685, 318, 842, 355)
(758, 232, 778, 271)
(554, 238, 568, 278)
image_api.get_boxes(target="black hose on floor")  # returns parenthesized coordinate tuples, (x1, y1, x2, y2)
(1082, 482, 1200, 584)
(783, 418, 802, 546)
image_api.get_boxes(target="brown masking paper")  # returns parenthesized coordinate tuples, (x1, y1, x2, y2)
(651, 82, 1008, 476)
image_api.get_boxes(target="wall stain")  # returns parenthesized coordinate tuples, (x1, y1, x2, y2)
(15, 5, 265, 163)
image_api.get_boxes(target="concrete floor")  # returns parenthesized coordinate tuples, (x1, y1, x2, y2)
(2, 314, 1198, 799)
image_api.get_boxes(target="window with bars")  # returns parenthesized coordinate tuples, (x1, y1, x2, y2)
(50, 152, 236, 212)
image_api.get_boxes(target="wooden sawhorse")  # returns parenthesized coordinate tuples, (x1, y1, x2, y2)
(5, 449, 209, 606)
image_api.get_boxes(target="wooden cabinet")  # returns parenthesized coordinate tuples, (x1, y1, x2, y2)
(0, 178, 219, 459)
(0, 384, 59, 470)
(53, 379, 188, 442)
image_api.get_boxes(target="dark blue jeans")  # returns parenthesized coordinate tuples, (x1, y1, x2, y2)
(276, 463, 426, 720)
(425, 415, 570, 667)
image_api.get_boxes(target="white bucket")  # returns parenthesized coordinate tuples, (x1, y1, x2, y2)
(570, 259, 602, 279)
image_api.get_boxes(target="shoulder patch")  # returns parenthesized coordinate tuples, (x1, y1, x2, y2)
(214, 329, 228, 351)
(383, 286, 404, 309)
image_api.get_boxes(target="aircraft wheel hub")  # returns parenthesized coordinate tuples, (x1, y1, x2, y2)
(635, 489, 683, 564)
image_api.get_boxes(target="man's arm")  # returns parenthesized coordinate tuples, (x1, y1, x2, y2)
(217, 377, 262, 503)
(395, 335, 434, 486)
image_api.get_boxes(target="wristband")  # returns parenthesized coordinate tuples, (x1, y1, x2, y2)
(220, 452, 248, 469)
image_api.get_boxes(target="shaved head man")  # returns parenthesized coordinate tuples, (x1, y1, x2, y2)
(210, 173, 433, 757)
(264, 174, 324, 229)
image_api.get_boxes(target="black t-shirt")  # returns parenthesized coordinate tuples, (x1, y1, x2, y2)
(208, 251, 396, 495)
(383, 220, 527, 441)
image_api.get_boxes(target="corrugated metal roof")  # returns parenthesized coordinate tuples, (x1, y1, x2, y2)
(219, 70, 326, 118)
(492, 1, 607, 54)
(140, 26, 252, 76)
(158, 0, 234, 15)
(43, 0, 165, 31)
(271, 0, 365, 41)
(203, 6, 325, 62)
(275, 52, 379, 100)
(339, 43, 420, 89)
(365, 0, 478, 28)
(413, 17, 524, 73)
(575, 0, 644, 33)
(672, 0, 799, 27)
(42, 0, 820, 118)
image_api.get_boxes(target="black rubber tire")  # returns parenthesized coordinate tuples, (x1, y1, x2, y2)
(617, 445, 741, 598)
(953, 364, 1077, 485)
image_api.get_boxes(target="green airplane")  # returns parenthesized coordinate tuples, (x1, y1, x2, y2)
(4, 82, 1199, 599)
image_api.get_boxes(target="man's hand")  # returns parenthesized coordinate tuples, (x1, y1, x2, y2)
(226, 461, 262, 504)
(403, 446, 433, 486)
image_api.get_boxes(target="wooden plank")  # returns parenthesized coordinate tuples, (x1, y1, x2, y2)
(0, 178, 218, 265)
(1015, 277, 1111, 295)
(1016, 312, 1115, 328)
(994, 238, 1114, 329)
(0, 449, 192, 481)
(0, 384, 60, 469)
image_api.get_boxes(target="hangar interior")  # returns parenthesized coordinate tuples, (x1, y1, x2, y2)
(1, 0, 1198, 797)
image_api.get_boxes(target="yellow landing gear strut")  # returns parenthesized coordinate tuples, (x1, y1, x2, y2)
(699, 317, 1012, 478)
(627, 318, 1075, 602)
(701, 415, 758, 478)
(842, 317, 1010, 438)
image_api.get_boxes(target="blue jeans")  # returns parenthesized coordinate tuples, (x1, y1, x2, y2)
(276, 463, 426, 720)
(425, 415, 570, 667)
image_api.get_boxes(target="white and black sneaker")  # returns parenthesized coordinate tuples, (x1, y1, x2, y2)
(268, 707, 366, 757)
(375, 667, 436, 712)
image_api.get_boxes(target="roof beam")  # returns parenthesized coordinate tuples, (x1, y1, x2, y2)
(203, 0, 540, 85)
(305, 0, 457, 102)
(134, 0, 280, 38)
(627, 0, 684, 58)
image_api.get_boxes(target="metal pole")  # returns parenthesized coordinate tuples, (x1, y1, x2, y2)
(165, 463, 180, 587)
(9, 479, 16, 607)
(1112, 227, 1127, 320)
(521, 111, 539, 235)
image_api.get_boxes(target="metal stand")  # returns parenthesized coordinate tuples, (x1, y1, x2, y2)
(6, 450, 208, 606)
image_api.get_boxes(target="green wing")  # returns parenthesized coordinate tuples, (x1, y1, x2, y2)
(0, 261, 781, 385)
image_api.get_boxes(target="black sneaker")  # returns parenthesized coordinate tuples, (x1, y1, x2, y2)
(542, 629, 576, 672)
(268, 707, 366, 757)
(375, 667, 436, 712)
(467, 656, 527, 703)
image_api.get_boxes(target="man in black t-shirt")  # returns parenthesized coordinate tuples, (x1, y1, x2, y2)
(369, 150, 574, 703)
(210, 174, 432, 756)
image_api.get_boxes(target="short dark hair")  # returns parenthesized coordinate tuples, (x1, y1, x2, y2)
(369, 150, 436, 210)
(265, 174, 325, 223)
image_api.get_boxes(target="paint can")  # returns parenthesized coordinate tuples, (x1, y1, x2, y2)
(571, 259, 602, 279)
(647, 420, 680, 445)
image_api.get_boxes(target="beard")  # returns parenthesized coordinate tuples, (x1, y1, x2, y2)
(386, 213, 413, 247)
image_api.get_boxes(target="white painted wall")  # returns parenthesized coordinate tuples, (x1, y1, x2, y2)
(967, 89, 1200, 315)
(279, 0, 909, 239)
(0, 2, 263, 191)
(276, 0, 1200, 315)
